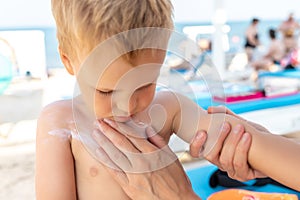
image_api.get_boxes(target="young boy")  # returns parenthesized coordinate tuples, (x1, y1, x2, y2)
(35, 1, 300, 200)
(37, 0, 231, 199)
(36, 0, 181, 199)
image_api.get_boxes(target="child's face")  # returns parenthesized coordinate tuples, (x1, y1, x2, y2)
(77, 49, 166, 122)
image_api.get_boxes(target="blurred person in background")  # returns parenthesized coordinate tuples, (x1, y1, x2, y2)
(244, 18, 260, 62)
(278, 12, 300, 53)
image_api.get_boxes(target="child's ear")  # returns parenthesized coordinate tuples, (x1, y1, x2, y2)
(59, 47, 74, 75)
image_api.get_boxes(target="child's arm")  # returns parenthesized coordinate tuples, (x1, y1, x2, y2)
(35, 104, 77, 200)
(169, 92, 300, 191)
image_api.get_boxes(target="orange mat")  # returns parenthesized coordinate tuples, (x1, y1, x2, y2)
(208, 189, 298, 200)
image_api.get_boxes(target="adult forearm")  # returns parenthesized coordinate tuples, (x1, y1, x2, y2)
(248, 131, 300, 191)
(216, 114, 300, 191)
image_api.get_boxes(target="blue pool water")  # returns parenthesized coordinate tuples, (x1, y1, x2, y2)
(175, 19, 287, 52)
(0, 19, 294, 69)
(0, 54, 12, 94)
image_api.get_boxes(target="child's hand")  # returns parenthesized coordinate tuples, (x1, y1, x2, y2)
(189, 106, 266, 182)
(92, 120, 200, 200)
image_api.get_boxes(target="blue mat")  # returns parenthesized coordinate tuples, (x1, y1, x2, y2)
(187, 79, 300, 114)
(186, 164, 300, 199)
(157, 70, 300, 114)
(218, 93, 300, 114)
(186, 69, 300, 113)
(258, 69, 300, 79)
(194, 92, 300, 114)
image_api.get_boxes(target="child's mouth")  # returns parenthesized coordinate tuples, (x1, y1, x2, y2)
(111, 115, 132, 123)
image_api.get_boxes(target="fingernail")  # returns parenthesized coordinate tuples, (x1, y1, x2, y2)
(96, 121, 104, 132)
(233, 124, 242, 134)
(220, 122, 229, 133)
(147, 126, 155, 134)
(191, 130, 203, 144)
(103, 118, 115, 127)
(103, 118, 111, 124)
(242, 132, 250, 142)
(146, 126, 156, 137)
(196, 131, 204, 140)
(94, 121, 101, 128)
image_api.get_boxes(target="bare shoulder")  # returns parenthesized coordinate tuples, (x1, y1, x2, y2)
(37, 99, 73, 137)
(38, 100, 73, 123)
(153, 90, 178, 104)
(41, 99, 73, 111)
(35, 100, 78, 199)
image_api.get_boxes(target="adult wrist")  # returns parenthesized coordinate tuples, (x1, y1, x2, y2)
(178, 190, 201, 200)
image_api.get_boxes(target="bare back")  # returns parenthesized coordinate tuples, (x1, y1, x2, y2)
(36, 100, 130, 199)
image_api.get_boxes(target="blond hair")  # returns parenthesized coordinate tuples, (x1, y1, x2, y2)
(51, 0, 174, 61)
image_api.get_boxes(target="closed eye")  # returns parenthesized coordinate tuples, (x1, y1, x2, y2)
(97, 83, 153, 96)
(137, 83, 154, 91)
(97, 90, 113, 96)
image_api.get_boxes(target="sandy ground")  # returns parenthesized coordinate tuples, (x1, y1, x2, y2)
(0, 142, 35, 200)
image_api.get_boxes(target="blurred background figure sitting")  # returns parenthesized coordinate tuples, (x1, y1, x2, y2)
(251, 28, 285, 71)
(167, 37, 212, 79)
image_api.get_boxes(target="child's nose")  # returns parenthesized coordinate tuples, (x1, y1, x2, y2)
(114, 92, 138, 115)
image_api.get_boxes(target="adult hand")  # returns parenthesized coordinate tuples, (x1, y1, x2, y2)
(92, 119, 201, 200)
(209, 106, 269, 133)
(189, 106, 266, 182)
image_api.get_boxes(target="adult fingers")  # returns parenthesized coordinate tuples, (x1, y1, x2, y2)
(207, 106, 227, 114)
(95, 146, 119, 169)
(208, 106, 243, 120)
(204, 122, 231, 168)
(92, 128, 132, 170)
(146, 126, 167, 149)
(102, 119, 158, 153)
(99, 121, 175, 172)
(231, 132, 266, 180)
(230, 132, 255, 181)
(97, 120, 141, 153)
(219, 124, 245, 177)
(189, 130, 207, 158)
(145, 126, 179, 170)
(104, 119, 147, 139)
